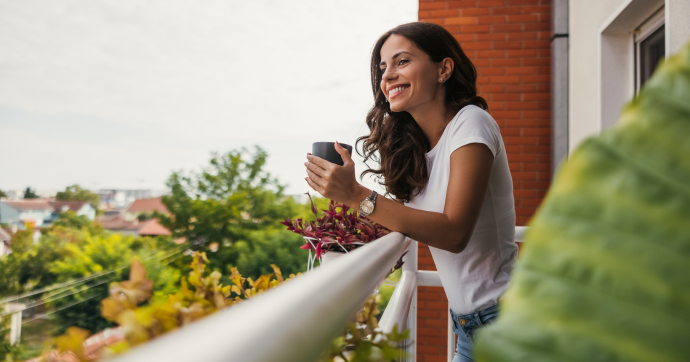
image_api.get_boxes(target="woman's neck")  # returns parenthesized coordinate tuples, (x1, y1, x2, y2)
(408, 100, 458, 152)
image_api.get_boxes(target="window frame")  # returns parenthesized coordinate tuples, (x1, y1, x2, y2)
(634, 6, 665, 93)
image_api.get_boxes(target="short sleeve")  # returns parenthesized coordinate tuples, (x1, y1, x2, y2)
(448, 105, 501, 158)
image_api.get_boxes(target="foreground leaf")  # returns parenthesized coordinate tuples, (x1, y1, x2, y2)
(475, 43, 690, 361)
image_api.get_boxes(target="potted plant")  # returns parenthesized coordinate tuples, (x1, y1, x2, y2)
(281, 193, 392, 270)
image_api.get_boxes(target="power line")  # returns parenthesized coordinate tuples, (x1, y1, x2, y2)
(1, 243, 188, 304)
(0, 246, 189, 317)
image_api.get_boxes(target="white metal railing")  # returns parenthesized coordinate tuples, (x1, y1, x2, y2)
(109, 232, 410, 362)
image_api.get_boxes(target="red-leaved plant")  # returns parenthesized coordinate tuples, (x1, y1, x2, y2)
(281, 193, 391, 259)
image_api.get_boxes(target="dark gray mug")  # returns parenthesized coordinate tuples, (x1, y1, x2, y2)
(312, 142, 353, 166)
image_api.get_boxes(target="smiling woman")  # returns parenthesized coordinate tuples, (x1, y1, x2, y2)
(303, 22, 516, 362)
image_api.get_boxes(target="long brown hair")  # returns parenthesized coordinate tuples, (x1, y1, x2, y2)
(356, 22, 487, 202)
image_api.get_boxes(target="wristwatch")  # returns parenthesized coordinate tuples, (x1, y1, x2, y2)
(359, 190, 378, 217)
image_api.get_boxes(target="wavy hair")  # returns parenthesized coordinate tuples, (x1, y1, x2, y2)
(356, 22, 487, 202)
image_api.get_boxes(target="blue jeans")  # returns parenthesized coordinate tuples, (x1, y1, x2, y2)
(450, 304, 499, 362)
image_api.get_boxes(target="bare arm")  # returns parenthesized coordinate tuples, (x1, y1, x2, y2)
(305, 142, 493, 254)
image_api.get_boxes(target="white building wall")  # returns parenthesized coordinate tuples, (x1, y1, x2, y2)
(568, 0, 690, 153)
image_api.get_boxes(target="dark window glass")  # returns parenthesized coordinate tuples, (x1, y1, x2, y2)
(640, 25, 665, 87)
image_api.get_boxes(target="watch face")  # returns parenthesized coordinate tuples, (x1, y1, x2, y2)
(361, 200, 374, 214)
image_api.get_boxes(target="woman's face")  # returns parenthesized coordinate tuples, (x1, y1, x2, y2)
(379, 34, 443, 113)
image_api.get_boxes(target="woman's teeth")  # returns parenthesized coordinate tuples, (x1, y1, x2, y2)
(389, 86, 408, 96)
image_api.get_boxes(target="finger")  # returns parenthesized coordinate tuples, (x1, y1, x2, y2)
(307, 154, 334, 170)
(305, 177, 324, 194)
(306, 169, 325, 187)
(334, 141, 353, 166)
(305, 161, 326, 178)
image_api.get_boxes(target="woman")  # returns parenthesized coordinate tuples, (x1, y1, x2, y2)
(304, 22, 517, 362)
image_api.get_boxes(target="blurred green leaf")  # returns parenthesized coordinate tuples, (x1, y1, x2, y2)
(475, 43, 690, 361)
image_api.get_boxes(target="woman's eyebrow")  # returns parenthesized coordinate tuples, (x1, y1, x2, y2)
(379, 51, 413, 66)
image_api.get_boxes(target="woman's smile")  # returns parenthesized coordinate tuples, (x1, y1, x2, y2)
(388, 84, 410, 99)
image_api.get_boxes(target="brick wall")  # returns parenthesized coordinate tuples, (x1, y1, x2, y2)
(416, 0, 552, 360)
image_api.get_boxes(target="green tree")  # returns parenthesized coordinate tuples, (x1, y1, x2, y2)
(157, 147, 310, 279)
(48, 232, 181, 334)
(23, 187, 38, 199)
(0, 189, 6, 198)
(55, 185, 101, 211)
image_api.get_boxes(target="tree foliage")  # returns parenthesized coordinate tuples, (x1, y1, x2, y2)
(157, 147, 311, 279)
(56, 185, 101, 211)
(23, 187, 38, 199)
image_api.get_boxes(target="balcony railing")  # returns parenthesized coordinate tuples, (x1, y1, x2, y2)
(108, 227, 527, 362)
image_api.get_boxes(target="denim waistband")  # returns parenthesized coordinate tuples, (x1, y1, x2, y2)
(449, 304, 499, 329)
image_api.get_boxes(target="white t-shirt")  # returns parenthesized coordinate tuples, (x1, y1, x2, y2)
(405, 105, 518, 314)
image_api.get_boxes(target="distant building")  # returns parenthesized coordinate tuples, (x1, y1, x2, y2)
(51, 201, 97, 220)
(98, 197, 171, 237)
(0, 199, 96, 230)
(0, 199, 54, 228)
(124, 197, 169, 221)
(97, 189, 167, 208)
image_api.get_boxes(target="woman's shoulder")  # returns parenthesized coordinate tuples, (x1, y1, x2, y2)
(445, 104, 501, 157)
(453, 104, 498, 128)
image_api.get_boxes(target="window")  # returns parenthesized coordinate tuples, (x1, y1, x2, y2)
(635, 7, 665, 92)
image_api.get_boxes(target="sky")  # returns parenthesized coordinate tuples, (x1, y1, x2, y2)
(0, 0, 418, 197)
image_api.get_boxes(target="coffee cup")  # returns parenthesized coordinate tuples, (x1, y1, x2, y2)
(312, 142, 353, 166)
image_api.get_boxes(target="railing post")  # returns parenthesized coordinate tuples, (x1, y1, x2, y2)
(406, 239, 417, 362)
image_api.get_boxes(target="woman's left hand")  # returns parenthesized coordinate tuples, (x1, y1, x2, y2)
(305, 141, 360, 205)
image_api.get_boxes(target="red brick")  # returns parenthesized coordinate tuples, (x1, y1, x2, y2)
(477, 50, 506, 59)
(523, 145, 551, 154)
(523, 163, 550, 171)
(505, 136, 536, 145)
(523, 110, 551, 118)
(500, 128, 521, 136)
(505, 119, 536, 127)
(419, 2, 447, 10)
(516, 207, 537, 216)
(463, 42, 492, 50)
(446, 16, 476, 25)
(425, 18, 445, 25)
(447, 0, 476, 9)
(491, 6, 523, 15)
(525, 40, 551, 48)
(493, 24, 523, 32)
(522, 198, 545, 207)
(476, 0, 508, 7)
(427, 301, 449, 310)
(507, 49, 537, 57)
(523, 92, 550, 101)
(460, 24, 492, 33)
(523, 127, 550, 136)
(506, 66, 536, 75)
(524, 22, 550, 31)
(492, 58, 521, 66)
(514, 189, 536, 198)
(508, 14, 539, 23)
(418, 310, 441, 319)
(508, 0, 540, 5)
(477, 32, 508, 41)
(523, 5, 552, 14)
(461, 8, 491, 16)
(493, 41, 524, 50)
(493, 93, 520, 101)
(431, 9, 461, 18)
(512, 172, 537, 180)
(505, 102, 536, 110)
(477, 16, 507, 24)
(508, 154, 536, 162)
(508, 32, 538, 40)
(523, 58, 550, 66)
(419, 327, 442, 337)
(506, 84, 536, 92)
(490, 75, 521, 83)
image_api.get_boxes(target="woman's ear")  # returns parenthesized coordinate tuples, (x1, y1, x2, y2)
(439, 57, 455, 81)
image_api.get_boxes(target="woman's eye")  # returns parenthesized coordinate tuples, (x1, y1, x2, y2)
(398, 59, 409, 65)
